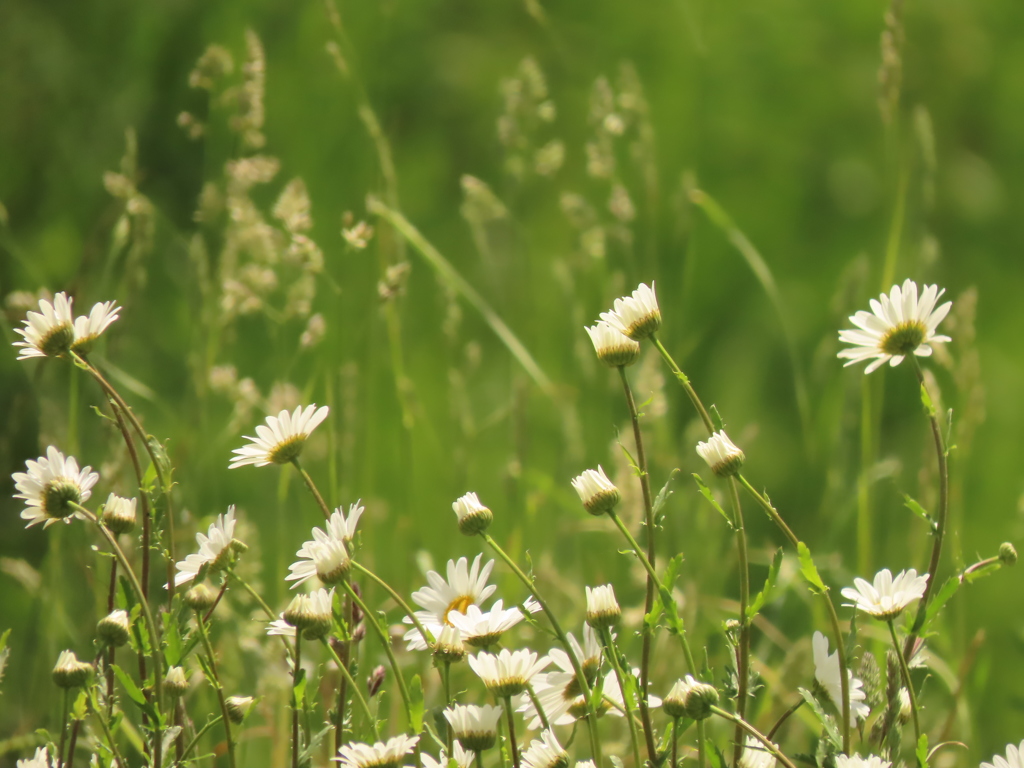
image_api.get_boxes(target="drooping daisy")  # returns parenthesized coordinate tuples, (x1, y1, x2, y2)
(267, 612, 296, 638)
(599, 282, 661, 341)
(468, 648, 550, 698)
(285, 502, 363, 588)
(811, 631, 870, 722)
(52, 650, 93, 688)
(71, 300, 121, 353)
(834, 756, 891, 768)
(165, 666, 190, 697)
(841, 568, 929, 621)
(452, 491, 493, 535)
(334, 735, 420, 768)
(422, 743, 475, 768)
(16, 747, 57, 768)
(13, 292, 75, 360)
(584, 584, 620, 629)
(585, 320, 640, 368)
(447, 600, 530, 648)
(517, 626, 603, 729)
(403, 554, 497, 651)
(696, 431, 745, 478)
(225, 696, 255, 724)
(982, 741, 1024, 768)
(521, 730, 569, 768)
(13, 446, 99, 528)
(101, 493, 137, 534)
(229, 404, 330, 468)
(444, 704, 504, 752)
(172, 506, 238, 587)
(571, 467, 620, 516)
(283, 588, 335, 639)
(738, 737, 777, 768)
(837, 279, 952, 374)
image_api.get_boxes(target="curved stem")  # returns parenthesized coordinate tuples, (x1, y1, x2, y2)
(887, 619, 921, 745)
(525, 682, 551, 733)
(57, 688, 70, 768)
(195, 612, 237, 768)
(180, 715, 225, 763)
(649, 335, 714, 433)
(352, 561, 433, 648)
(323, 637, 379, 740)
(617, 365, 658, 762)
(292, 457, 334, 522)
(709, 706, 797, 768)
(766, 699, 804, 741)
(293, 634, 302, 768)
(601, 628, 642, 768)
(65, 718, 81, 768)
(503, 696, 520, 768)
(87, 692, 128, 768)
(228, 572, 294, 659)
(727, 478, 751, 767)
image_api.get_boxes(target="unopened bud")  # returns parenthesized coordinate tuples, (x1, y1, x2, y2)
(101, 494, 137, 535)
(367, 665, 386, 697)
(683, 681, 719, 720)
(432, 625, 466, 664)
(165, 666, 189, 697)
(97, 610, 131, 647)
(184, 583, 218, 612)
(453, 492, 493, 536)
(1000, 542, 1017, 566)
(53, 650, 93, 689)
(225, 696, 255, 724)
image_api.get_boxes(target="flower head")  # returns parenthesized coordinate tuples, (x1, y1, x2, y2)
(571, 466, 620, 516)
(516, 626, 604, 728)
(662, 675, 717, 720)
(448, 599, 529, 648)
(841, 568, 928, 621)
(444, 704, 504, 752)
(101, 493, 137, 534)
(433, 625, 466, 663)
(585, 584, 620, 629)
(52, 650, 93, 688)
(696, 431, 745, 478)
(521, 730, 569, 768)
(468, 648, 550, 698)
(838, 279, 952, 374)
(422, 744, 474, 768)
(811, 631, 870, 722)
(16, 747, 57, 768)
(172, 506, 238, 587)
(13, 446, 99, 528)
(403, 554, 497, 651)
(286, 502, 362, 588)
(335, 735, 420, 768)
(834, 756, 891, 768)
(165, 666, 190, 697)
(453, 492, 493, 536)
(229, 404, 329, 468)
(283, 588, 335, 639)
(97, 609, 131, 647)
(225, 696, 255, 724)
(599, 282, 661, 340)
(738, 737, 777, 768)
(71, 300, 121, 353)
(13, 292, 75, 360)
(982, 741, 1024, 768)
(585, 321, 640, 367)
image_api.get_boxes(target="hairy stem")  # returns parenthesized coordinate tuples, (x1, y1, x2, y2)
(709, 706, 797, 768)
(601, 628, 642, 768)
(727, 478, 752, 767)
(195, 612, 237, 768)
(888, 618, 921, 745)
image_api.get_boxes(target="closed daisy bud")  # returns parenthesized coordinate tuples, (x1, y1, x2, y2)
(433, 625, 466, 664)
(599, 282, 661, 341)
(52, 650, 93, 689)
(683, 677, 718, 720)
(662, 677, 694, 719)
(571, 466, 620, 516)
(225, 695, 255, 724)
(366, 665, 386, 698)
(97, 609, 131, 647)
(184, 583, 218, 612)
(444, 704, 504, 752)
(585, 321, 640, 368)
(1000, 543, 1017, 566)
(696, 431, 745, 478)
(101, 494, 137, 535)
(284, 589, 334, 639)
(453, 492, 493, 536)
(584, 584, 620, 630)
(165, 666, 189, 697)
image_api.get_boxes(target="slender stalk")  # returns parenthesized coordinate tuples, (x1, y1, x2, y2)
(525, 682, 551, 733)
(335, 597, 353, 753)
(649, 335, 714, 433)
(696, 720, 707, 768)
(106, 560, 117, 717)
(88, 693, 128, 768)
(480, 534, 603, 767)
(340, 580, 415, 731)
(443, 661, 454, 752)
(727, 477, 751, 767)
(600, 628, 642, 768)
(708, 706, 797, 768)
(228, 572, 295, 659)
(57, 688, 70, 768)
(293, 634, 302, 768)
(766, 699, 804, 740)
(65, 718, 81, 768)
(292, 457, 334, 521)
(671, 717, 680, 768)
(887, 619, 921, 744)
(203, 579, 230, 623)
(503, 696, 520, 768)
(617, 365, 658, 762)
(323, 638, 379, 740)
(352, 562, 433, 647)
(475, 751, 485, 768)
(195, 612, 237, 768)
(180, 716, 225, 763)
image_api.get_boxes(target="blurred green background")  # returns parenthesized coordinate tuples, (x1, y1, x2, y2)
(1, 0, 1022, 763)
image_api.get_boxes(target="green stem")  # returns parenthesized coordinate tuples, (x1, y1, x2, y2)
(293, 634, 302, 768)
(617, 365, 659, 762)
(292, 457, 334, 522)
(708, 706, 797, 768)
(649, 335, 714, 433)
(696, 719, 707, 768)
(322, 638, 379, 740)
(503, 696, 520, 768)
(671, 717, 680, 768)
(601, 628, 642, 768)
(887, 619, 921, 745)
(443, 661, 454, 752)
(57, 688, 70, 768)
(727, 478, 752, 767)
(87, 692, 128, 768)
(180, 715, 224, 763)
(229, 572, 294, 659)
(525, 682, 551, 733)
(195, 612, 236, 768)
(352, 561, 433, 647)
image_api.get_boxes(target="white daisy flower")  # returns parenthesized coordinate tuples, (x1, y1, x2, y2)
(229, 404, 330, 468)
(283, 588, 335, 638)
(811, 631, 870, 722)
(172, 506, 237, 587)
(403, 554, 497, 651)
(738, 737, 777, 768)
(71, 300, 121, 352)
(841, 568, 929, 621)
(982, 741, 1024, 768)
(599, 282, 661, 341)
(521, 730, 569, 768)
(12, 446, 99, 528)
(516, 627, 603, 729)
(334, 735, 420, 768)
(602, 665, 662, 712)
(838, 279, 952, 374)
(16, 747, 57, 768)
(468, 648, 550, 698)
(448, 599, 528, 648)
(444, 703, 504, 752)
(165, 666, 190, 697)
(422, 743, 474, 768)
(225, 696, 255, 724)
(285, 502, 363, 588)
(267, 613, 296, 638)
(101, 493, 137, 534)
(585, 320, 640, 367)
(13, 292, 75, 360)
(571, 466, 620, 516)
(453, 491, 493, 535)
(834, 756, 891, 768)
(585, 584, 620, 629)
(696, 431, 745, 478)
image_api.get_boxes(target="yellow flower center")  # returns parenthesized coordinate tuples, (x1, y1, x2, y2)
(443, 595, 474, 625)
(880, 321, 926, 356)
(269, 434, 306, 464)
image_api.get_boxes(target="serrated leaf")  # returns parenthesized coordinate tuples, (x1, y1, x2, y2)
(161, 725, 183, 757)
(917, 734, 930, 768)
(112, 664, 157, 721)
(651, 469, 680, 519)
(797, 542, 827, 594)
(692, 474, 734, 529)
(903, 495, 936, 531)
(747, 548, 783, 620)
(146, 437, 173, 491)
(924, 577, 960, 626)
(919, 383, 936, 416)
(299, 724, 333, 763)
(709, 405, 725, 432)
(798, 687, 841, 748)
(409, 674, 425, 732)
(72, 690, 89, 720)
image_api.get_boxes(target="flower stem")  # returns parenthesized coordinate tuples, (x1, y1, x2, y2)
(227, 571, 295, 658)
(351, 561, 433, 648)
(617, 365, 659, 762)
(671, 717, 680, 768)
(727, 478, 752, 767)
(66, 716, 81, 768)
(503, 696, 520, 768)
(600, 628, 642, 768)
(708, 706, 797, 768)
(57, 688, 70, 768)
(887, 619, 921, 745)
(443, 660, 454, 752)
(322, 637, 380, 740)
(293, 634, 302, 768)
(525, 682, 551, 733)
(106, 560, 117, 718)
(649, 335, 714, 433)
(292, 457, 334, 521)
(696, 720, 707, 768)
(87, 691, 128, 768)
(195, 611, 236, 768)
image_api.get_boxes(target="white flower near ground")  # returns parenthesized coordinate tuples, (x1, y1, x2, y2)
(403, 554, 496, 651)
(599, 282, 661, 340)
(982, 741, 1024, 768)
(521, 730, 569, 768)
(584, 320, 640, 367)
(468, 648, 550, 698)
(13, 292, 75, 360)
(837, 279, 952, 374)
(422, 743, 474, 768)
(738, 737, 776, 768)
(229, 404, 329, 468)
(841, 568, 929, 620)
(811, 631, 870, 722)
(444, 704, 504, 752)
(16, 746, 58, 768)
(334, 735, 420, 768)
(286, 502, 362, 588)
(834, 756, 891, 768)
(13, 446, 99, 528)
(172, 506, 237, 587)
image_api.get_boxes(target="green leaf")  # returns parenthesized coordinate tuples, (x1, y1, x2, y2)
(692, 474, 734, 529)
(147, 436, 174, 491)
(651, 469, 680, 519)
(964, 562, 1002, 584)
(409, 674, 425, 732)
(903, 495, 936, 531)
(293, 668, 307, 708)
(0, 628, 11, 689)
(709, 405, 725, 432)
(299, 724, 334, 764)
(798, 687, 841, 749)
(797, 542, 827, 594)
(112, 664, 158, 721)
(917, 734, 930, 768)
(919, 383, 936, 416)
(71, 690, 89, 720)
(923, 577, 960, 626)
(746, 548, 783, 620)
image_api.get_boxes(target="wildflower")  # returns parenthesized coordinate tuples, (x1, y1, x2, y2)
(837, 279, 952, 374)
(585, 584, 620, 629)
(286, 502, 363, 588)
(811, 631, 870, 722)
(841, 568, 929, 621)
(97, 609, 131, 647)
(283, 588, 335, 639)
(453, 492, 493, 536)
(52, 650, 93, 688)
(422, 744, 474, 768)
(335, 735, 420, 768)
(366, 665, 386, 697)
(585, 321, 640, 368)
(468, 648, 550, 698)
(1000, 543, 1018, 566)
(13, 292, 75, 360)
(738, 737, 777, 768)
(834, 756, 890, 768)
(172, 506, 238, 587)
(267, 613, 296, 638)
(982, 741, 1024, 768)
(444, 704, 504, 752)
(521, 730, 569, 768)
(599, 282, 661, 341)
(165, 666, 189, 697)
(663, 675, 717, 720)
(696, 431, 745, 478)
(448, 599, 529, 648)
(13, 447, 99, 528)
(16, 747, 57, 768)
(517, 627, 603, 728)
(229, 404, 329, 468)
(403, 554, 497, 651)
(432, 625, 466, 663)
(184, 583, 218, 612)
(71, 300, 121, 353)
(101, 493, 137, 535)
(571, 466, 620, 516)
(225, 696, 255, 724)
